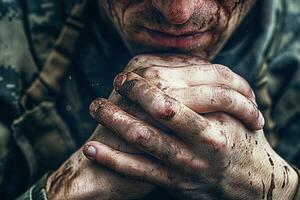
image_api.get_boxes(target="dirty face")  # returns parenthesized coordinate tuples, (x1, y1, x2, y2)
(98, 0, 256, 60)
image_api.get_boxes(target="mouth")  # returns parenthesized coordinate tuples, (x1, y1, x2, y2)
(145, 28, 211, 49)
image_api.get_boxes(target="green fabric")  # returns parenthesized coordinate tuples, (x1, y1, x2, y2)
(16, 173, 50, 200)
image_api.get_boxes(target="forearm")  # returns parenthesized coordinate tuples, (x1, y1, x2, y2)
(276, 163, 299, 200)
(46, 151, 103, 200)
(16, 151, 97, 200)
(260, 148, 299, 200)
(46, 150, 153, 200)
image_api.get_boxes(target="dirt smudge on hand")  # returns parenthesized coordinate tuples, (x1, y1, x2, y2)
(267, 173, 275, 200)
(262, 179, 266, 199)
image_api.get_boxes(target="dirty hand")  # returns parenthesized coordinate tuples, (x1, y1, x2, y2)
(92, 54, 263, 155)
(45, 54, 222, 200)
(84, 55, 299, 200)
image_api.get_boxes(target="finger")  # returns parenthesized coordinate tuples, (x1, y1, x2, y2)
(113, 72, 212, 143)
(89, 125, 140, 154)
(110, 95, 170, 132)
(126, 54, 209, 71)
(134, 64, 255, 101)
(83, 141, 185, 188)
(89, 99, 206, 172)
(166, 85, 264, 130)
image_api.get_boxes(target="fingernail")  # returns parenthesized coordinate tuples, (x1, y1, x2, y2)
(114, 73, 127, 92)
(259, 111, 265, 128)
(84, 145, 97, 159)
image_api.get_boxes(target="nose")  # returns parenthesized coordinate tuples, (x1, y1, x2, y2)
(152, 0, 202, 24)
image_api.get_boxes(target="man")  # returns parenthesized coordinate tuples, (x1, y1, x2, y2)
(0, 0, 300, 199)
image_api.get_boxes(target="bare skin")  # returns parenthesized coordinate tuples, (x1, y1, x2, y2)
(47, 55, 298, 199)
(46, 1, 299, 200)
(97, 0, 256, 59)
(86, 68, 297, 199)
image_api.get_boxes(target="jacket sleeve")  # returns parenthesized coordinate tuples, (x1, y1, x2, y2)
(268, 0, 300, 166)
(0, 120, 34, 199)
(16, 173, 50, 200)
(0, 121, 12, 195)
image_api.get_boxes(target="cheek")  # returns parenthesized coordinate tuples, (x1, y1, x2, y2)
(100, 0, 132, 30)
(221, 0, 242, 11)
(219, 0, 254, 18)
(220, 0, 255, 28)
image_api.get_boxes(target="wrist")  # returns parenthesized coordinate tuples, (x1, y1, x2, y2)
(254, 140, 299, 200)
(46, 166, 70, 200)
(274, 162, 299, 200)
(17, 173, 50, 200)
(46, 152, 85, 200)
(46, 151, 147, 200)
(242, 143, 299, 200)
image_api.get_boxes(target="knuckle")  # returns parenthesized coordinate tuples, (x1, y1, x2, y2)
(106, 156, 119, 172)
(135, 66, 161, 79)
(189, 157, 207, 172)
(215, 112, 231, 122)
(214, 112, 234, 128)
(113, 160, 144, 178)
(213, 64, 233, 80)
(126, 123, 151, 146)
(204, 120, 229, 154)
(214, 85, 234, 107)
(126, 163, 145, 177)
(130, 55, 147, 65)
(111, 160, 121, 172)
(126, 55, 150, 71)
(213, 135, 228, 153)
(153, 97, 178, 121)
(205, 135, 228, 155)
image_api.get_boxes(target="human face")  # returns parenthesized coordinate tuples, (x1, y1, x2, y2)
(98, 0, 256, 60)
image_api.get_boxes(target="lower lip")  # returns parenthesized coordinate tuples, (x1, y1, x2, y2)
(146, 29, 207, 49)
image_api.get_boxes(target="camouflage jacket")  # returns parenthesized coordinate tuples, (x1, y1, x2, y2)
(0, 0, 300, 199)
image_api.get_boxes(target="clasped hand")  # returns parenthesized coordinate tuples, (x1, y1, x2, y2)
(82, 55, 298, 200)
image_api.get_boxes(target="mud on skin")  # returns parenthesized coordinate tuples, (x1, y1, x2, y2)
(97, 0, 257, 59)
